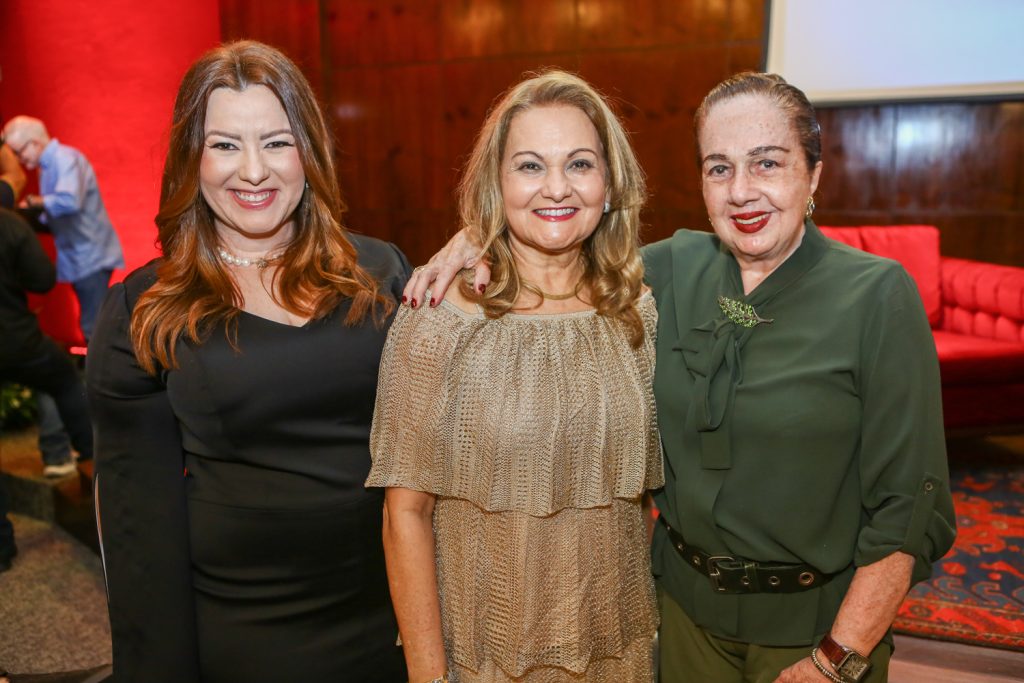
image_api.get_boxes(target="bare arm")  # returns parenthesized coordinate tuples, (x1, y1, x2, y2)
(383, 487, 447, 682)
(403, 227, 490, 308)
(774, 550, 914, 683)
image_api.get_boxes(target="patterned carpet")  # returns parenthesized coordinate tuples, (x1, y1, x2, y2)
(894, 437, 1024, 651)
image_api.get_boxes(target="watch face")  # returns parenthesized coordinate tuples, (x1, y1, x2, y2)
(838, 654, 871, 681)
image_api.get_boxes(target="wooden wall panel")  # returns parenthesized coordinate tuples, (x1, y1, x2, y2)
(816, 107, 896, 214)
(219, 0, 324, 95)
(331, 64, 447, 212)
(893, 104, 1013, 212)
(220, 0, 1024, 267)
(580, 46, 732, 214)
(440, 0, 578, 59)
(727, 43, 764, 75)
(729, 0, 765, 42)
(325, 0, 442, 66)
(441, 58, 577, 170)
(576, 0, 731, 48)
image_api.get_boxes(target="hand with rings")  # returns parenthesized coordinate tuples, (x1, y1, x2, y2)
(403, 229, 490, 309)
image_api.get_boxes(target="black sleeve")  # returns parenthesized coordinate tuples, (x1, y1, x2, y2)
(385, 240, 412, 301)
(347, 232, 412, 302)
(85, 273, 201, 682)
(0, 179, 14, 210)
(6, 210, 56, 293)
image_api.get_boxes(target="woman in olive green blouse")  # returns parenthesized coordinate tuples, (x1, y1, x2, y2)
(407, 72, 956, 683)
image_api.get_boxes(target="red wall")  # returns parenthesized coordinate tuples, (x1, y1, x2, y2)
(0, 0, 222, 278)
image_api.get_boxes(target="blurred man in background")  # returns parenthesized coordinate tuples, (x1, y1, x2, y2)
(2, 117, 121, 476)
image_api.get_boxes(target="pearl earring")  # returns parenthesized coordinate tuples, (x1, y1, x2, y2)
(603, 200, 611, 214)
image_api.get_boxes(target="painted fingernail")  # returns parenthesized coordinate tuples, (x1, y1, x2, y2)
(411, 298, 418, 309)
(429, 297, 436, 307)
(478, 284, 486, 294)
(401, 295, 407, 304)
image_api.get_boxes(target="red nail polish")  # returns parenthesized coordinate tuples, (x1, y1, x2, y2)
(411, 298, 418, 309)
(401, 295, 407, 304)
(429, 297, 436, 307)
(478, 284, 485, 294)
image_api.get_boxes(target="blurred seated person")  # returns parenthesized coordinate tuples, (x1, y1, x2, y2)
(1, 133, 75, 477)
(0, 202, 95, 573)
(2, 117, 122, 476)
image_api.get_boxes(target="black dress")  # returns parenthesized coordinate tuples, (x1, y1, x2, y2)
(87, 235, 408, 683)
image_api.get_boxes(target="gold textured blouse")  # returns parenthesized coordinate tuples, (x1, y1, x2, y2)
(367, 293, 663, 682)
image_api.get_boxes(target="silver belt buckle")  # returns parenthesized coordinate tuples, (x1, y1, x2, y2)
(706, 555, 734, 593)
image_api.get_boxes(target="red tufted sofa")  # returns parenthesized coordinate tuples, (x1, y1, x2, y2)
(820, 225, 1024, 433)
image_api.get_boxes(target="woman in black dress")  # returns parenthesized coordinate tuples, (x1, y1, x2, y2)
(86, 41, 407, 682)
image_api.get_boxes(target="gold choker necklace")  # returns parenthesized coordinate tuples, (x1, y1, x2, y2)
(524, 278, 583, 301)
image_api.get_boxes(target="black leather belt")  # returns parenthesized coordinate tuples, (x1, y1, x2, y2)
(659, 516, 833, 594)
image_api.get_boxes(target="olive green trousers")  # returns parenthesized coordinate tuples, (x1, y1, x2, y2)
(658, 586, 892, 683)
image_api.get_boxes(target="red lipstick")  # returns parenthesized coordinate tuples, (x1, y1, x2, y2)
(731, 212, 770, 234)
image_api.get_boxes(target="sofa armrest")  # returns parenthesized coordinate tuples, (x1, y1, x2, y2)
(941, 257, 1024, 343)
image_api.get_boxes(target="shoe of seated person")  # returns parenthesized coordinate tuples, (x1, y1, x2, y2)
(43, 460, 78, 478)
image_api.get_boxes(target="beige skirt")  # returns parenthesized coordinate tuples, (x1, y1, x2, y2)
(449, 635, 654, 683)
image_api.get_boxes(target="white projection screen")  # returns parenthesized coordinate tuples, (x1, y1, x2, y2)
(765, 0, 1024, 105)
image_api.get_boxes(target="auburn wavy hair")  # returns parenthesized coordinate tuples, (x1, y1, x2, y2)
(131, 41, 391, 374)
(456, 70, 647, 346)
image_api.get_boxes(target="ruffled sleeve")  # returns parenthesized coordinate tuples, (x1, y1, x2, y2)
(366, 302, 481, 496)
(367, 296, 662, 515)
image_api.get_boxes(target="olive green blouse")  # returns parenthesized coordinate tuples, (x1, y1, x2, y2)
(644, 220, 956, 647)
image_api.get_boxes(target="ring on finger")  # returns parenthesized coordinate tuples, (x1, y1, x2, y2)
(413, 265, 427, 273)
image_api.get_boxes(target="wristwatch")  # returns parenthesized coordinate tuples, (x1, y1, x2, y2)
(817, 633, 872, 682)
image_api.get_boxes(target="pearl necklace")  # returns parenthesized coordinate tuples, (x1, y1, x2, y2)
(217, 246, 282, 270)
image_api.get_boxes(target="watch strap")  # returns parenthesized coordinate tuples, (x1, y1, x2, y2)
(817, 632, 853, 666)
(817, 633, 872, 682)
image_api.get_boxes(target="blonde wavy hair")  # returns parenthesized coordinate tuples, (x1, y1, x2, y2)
(457, 70, 647, 346)
(131, 41, 391, 374)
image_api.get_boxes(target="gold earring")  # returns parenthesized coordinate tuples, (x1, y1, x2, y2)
(805, 196, 816, 219)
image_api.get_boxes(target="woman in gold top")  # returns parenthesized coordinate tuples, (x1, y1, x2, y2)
(366, 71, 663, 683)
